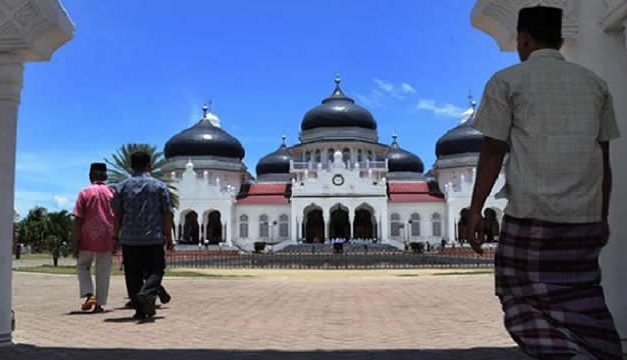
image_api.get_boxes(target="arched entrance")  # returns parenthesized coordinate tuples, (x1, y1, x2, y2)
(206, 211, 222, 244)
(354, 205, 375, 239)
(304, 206, 324, 243)
(182, 211, 200, 244)
(457, 208, 470, 242)
(329, 205, 350, 240)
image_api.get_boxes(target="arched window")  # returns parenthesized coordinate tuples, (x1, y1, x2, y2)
(410, 213, 421, 236)
(342, 148, 351, 162)
(328, 148, 335, 162)
(432, 213, 442, 237)
(239, 215, 248, 238)
(279, 214, 289, 238)
(259, 215, 269, 238)
(390, 213, 401, 237)
(305, 151, 311, 163)
(357, 149, 363, 162)
(314, 149, 321, 163)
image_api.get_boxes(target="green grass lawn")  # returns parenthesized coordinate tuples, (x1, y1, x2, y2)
(16, 252, 56, 260)
(13, 265, 252, 278)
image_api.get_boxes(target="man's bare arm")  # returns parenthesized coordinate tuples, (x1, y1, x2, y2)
(469, 137, 509, 214)
(600, 141, 612, 221)
(162, 212, 174, 250)
(465, 137, 508, 254)
(72, 217, 82, 256)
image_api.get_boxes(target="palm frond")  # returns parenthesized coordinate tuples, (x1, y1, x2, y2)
(105, 143, 179, 209)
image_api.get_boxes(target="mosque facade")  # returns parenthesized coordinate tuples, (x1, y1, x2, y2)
(162, 77, 507, 252)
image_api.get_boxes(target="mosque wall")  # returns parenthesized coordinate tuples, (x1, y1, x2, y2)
(233, 204, 292, 247)
(386, 203, 447, 244)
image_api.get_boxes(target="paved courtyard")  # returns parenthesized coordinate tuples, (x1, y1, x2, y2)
(1, 269, 532, 359)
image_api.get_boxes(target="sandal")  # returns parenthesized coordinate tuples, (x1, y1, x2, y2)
(81, 295, 97, 311)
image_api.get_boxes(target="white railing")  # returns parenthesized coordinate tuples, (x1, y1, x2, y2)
(291, 160, 388, 171)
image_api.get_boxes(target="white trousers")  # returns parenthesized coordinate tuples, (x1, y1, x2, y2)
(77, 251, 112, 306)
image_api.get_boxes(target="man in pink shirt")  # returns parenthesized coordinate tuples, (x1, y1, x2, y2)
(72, 163, 115, 313)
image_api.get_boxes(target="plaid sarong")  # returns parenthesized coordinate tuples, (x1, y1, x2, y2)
(495, 215, 622, 359)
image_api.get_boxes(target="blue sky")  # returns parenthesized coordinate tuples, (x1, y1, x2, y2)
(14, 0, 518, 216)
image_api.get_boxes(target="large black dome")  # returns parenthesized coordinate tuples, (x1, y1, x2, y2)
(164, 110, 245, 160)
(301, 77, 377, 131)
(256, 138, 292, 176)
(387, 136, 424, 173)
(435, 122, 484, 158)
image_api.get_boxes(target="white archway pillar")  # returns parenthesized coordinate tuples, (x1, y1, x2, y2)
(472, 0, 627, 351)
(0, 1, 73, 346)
(0, 57, 23, 345)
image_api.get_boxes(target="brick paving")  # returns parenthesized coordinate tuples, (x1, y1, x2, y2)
(1, 270, 533, 359)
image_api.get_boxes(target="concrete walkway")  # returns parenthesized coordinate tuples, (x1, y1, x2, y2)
(2, 270, 532, 359)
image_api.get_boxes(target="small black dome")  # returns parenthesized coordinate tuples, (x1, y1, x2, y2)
(301, 77, 377, 131)
(387, 136, 424, 173)
(256, 138, 292, 175)
(164, 110, 245, 160)
(435, 122, 484, 158)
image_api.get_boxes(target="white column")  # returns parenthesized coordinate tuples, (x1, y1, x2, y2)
(225, 209, 232, 246)
(291, 214, 299, 243)
(571, 2, 627, 348)
(348, 208, 355, 239)
(0, 56, 23, 345)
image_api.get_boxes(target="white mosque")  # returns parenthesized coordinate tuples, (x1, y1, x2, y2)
(162, 77, 507, 252)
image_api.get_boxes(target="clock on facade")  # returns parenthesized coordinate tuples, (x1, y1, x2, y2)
(332, 174, 344, 186)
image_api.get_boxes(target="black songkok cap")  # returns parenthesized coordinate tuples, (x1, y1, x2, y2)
(89, 162, 107, 173)
(517, 6, 562, 38)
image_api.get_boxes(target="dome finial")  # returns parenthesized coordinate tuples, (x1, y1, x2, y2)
(391, 133, 399, 146)
(331, 74, 346, 98)
(468, 91, 477, 111)
(202, 104, 209, 117)
(281, 135, 287, 146)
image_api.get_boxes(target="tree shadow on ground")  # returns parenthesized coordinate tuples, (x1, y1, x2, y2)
(0, 344, 533, 360)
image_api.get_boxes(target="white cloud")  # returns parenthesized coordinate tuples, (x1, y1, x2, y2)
(15, 150, 108, 215)
(374, 78, 395, 93)
(53, 195, 71, 208)
(14, 190, 75, 215)
(357, 78, 418, 106)
(416, 99, 465, 118)
(400, 83, 416, 94)
(373, 78, 417, 100)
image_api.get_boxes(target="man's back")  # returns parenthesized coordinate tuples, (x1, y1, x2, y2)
(114, 174, 171, 246)
(474, 49, 620, 223)
(73, 183, 115, 252)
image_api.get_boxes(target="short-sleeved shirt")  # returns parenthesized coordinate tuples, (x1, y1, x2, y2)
(473, 49, 620, 223)
(73, 182, 115, 252)
(112, 173, 172, 246)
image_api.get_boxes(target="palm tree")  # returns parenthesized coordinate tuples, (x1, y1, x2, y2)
(105, 143, 179, 208)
